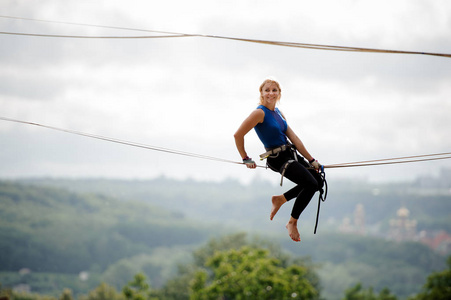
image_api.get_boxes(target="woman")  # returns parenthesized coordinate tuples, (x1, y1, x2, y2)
(234, 78, 322, 242)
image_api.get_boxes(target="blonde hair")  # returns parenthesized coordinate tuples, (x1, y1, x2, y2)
(259, 78, 282, 104)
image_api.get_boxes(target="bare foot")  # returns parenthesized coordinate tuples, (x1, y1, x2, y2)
(270, 195, 287, 220)
(286, 217, 301, 242)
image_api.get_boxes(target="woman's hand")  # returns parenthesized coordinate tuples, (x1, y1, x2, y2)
(310, 159, 321, 170)
(243, 157, 257, 169)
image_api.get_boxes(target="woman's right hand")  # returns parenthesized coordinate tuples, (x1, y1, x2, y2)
(243, 157, 257, 169)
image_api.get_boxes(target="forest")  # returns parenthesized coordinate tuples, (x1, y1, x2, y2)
(0, 171, 450, 299)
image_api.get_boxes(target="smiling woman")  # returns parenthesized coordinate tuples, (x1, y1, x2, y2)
(234, 78, 324, 242)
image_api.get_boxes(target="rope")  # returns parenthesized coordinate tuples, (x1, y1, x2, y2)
(1, 116, 450, 170)
(0, 31, 191, 39)
(324, 153, 451, 168)
(0, 116, 266, 168)
(325, 152, 451, 166)
(1, 15, 450, 58)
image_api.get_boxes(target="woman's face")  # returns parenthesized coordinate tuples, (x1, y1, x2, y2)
(261, 82, 281, 106)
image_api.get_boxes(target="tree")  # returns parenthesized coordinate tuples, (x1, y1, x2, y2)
(190, 246, 320, 300)
(342, 283, 397, 300)
(122, 273, 150, 300)
(58, 289, 73, 300)
(79, 282, 124, 300)
(412, 256, 451, 300)
(160, 233, 319, 300)
(159, 232, 255, 300)
(122, 273, 159, 300)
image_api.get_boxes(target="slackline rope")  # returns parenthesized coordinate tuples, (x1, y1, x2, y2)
(0, 116, 262, 168)
(1, 116, 450, 169)
(0, 31, 191, 39)
(1, 15, 450, 58)
(324, 153, 451, 168)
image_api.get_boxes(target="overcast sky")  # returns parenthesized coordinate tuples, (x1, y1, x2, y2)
(1, 0, 450, 184)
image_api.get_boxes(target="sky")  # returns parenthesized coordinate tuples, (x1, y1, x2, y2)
(1, 0, 450, 184)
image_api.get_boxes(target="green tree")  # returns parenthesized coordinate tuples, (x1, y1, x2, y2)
(59, 289, 73, 300)
(160, 233, 319, 300)
(79, 282, 124, 300)
(11, 296, 51, 300)
(412, 256, 451, 300)
(190, 246, 320, 300)
(0, 285, 11, 300)
(158, 264, 195, 300)
(122, 273, 149, 300)
(159, 233, 255, 300)
(343, 283, 397, 300)
(122, 273, 159, 300)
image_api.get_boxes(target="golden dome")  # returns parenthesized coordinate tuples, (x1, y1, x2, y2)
(397, 206, 410, 218)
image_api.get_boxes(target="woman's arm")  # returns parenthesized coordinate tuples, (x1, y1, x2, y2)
(234, 109, 264, 160)
(285, 125, 315, 163)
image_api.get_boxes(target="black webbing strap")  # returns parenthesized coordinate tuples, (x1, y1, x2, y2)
(314, 165, 328, 234)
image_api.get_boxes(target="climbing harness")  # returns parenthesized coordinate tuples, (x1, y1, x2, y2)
(260, 144, 298, 186)
(259, 144, 294, 161)
(260, 144, 329, 234)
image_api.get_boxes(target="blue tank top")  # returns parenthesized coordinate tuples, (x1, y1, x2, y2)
(254, 105, 288, 149)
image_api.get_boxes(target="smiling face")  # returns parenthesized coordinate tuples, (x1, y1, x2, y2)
(259, 79, 281, 109)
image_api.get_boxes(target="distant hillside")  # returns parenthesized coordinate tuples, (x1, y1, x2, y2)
(18, 171, 451, 234)
(0, 181, 214, 274)
(1, 178, 449, 299)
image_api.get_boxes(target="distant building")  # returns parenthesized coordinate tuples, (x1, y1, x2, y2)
(354, 203, 366, 235)
(388, 206, 417, 242)
(419, 230, 451, 255)
(339, 202, 451, 255)
(339, 203, 366, 235)
(339, 217, 353, 233)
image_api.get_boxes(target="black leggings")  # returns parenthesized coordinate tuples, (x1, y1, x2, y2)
(267, 149, 322, 220)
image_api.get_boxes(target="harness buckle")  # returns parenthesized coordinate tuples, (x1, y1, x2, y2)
(259, 144, 293, 160)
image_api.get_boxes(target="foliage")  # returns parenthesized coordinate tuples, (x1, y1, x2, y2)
(0, 181, 211, 274)
(285, 233, 446, 299)
(0, 287, 72, 300)
(21, 175, 451, 232)
(59, 289, 73, 300)
(0, 272, 100, 299)
(78, 283, 124, 300)
(410, 256, 451, 300)
(122, 274, 149, 300)
(0, 256, 449, 300)
(157, 233, 320, 300)
(1, 178, 449, 299)
(342, 283, 397, 300)
(8, 294, 56, 300)
(190, 246, 320, 300)
(157, 233, 258, 299)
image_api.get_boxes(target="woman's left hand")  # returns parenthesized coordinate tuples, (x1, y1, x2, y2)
(310, 160, 321, 170)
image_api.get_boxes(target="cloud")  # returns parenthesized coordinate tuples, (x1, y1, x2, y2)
(0, 0, 450, 183)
